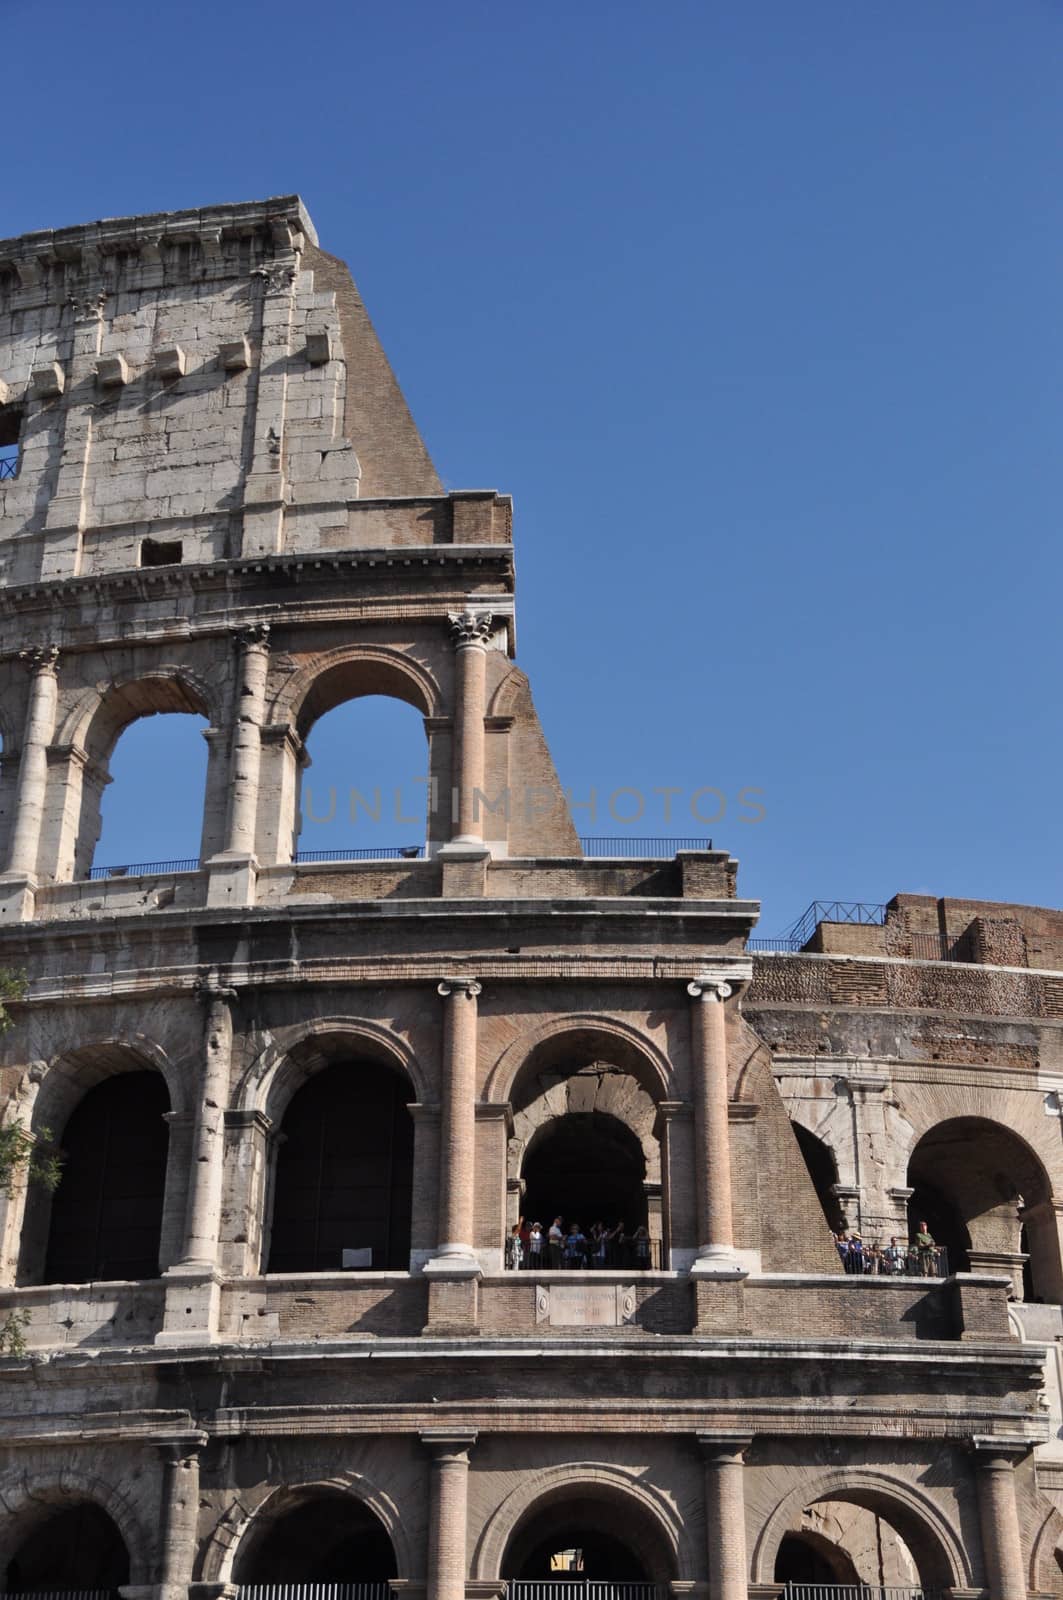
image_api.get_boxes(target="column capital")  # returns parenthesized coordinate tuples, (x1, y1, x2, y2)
(688, 977, 732, 1002)
(438, 977, 482, 999)
(970, 1435, 1033, 1466)
(421, 1428, 478, 1460)
(18, 645, 59, 675)
(194, 972, 238, 1004)
(687, 961, 752, 1000)
(697, 1431, 753, 1463)
(448, 608, 493, 648)
(235, 622, 271, 651)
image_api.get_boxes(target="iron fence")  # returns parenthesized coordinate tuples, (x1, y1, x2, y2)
(578, 837, 711, 857)
(4, 1592, 120, 1600)
(505, 1234, 664, 1271)
(87, 857, 200, 879)
(783, 1585, 937, 1600)
(237, 1587, 393, 1600)
(839, 1242, 949, 1278)
(509, 1582, 662, 1600)
(0, 453, 17, 479)
(292, 845, 425, 863)
(785, 900, 887, 949)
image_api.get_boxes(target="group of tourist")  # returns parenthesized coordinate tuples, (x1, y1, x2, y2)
(505, 1217, 655, 1271)
(834, 1222, 946, 1277)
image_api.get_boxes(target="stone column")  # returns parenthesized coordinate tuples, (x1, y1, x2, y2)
(444, 608, 492, 851)
(687, 972, 746, 1278)
(425, 978, 482, 1277)
(5, 646, 60, 880)
(207, 625, 269, 908)
(157, 978, 236, 1344)
(0, 1061, 47, 1285)
(157, 1442, 204, 1600)
(423, 1430, 477, 1600)
(974, 1439, 1029, 1600)
(700, 1435, 751, 1600)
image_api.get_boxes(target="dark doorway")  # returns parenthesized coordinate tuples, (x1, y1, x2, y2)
(905, 1179, 971, 1275)
(234, 1490, 397, 1583)
(268, 1061, 414, 1273)
(516, 1530, 647, 1580)
(774, 1532, 858, 1586)
(791, 1123, 846, 1235)
(6, 1503, 130, 1591)
(503, 1494, 666, 1583)
(44, 1072, 169, 1284)
(522, 1113, 647, 1234)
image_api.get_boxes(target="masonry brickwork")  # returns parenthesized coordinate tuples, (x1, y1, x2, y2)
(0, 199, 1060, 1600)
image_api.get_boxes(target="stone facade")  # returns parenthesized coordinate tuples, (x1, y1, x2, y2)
(0, 200, 1060, 1600)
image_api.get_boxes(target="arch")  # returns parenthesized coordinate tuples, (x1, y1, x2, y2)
(35, 1069, 170, 1284)
(239, 1017, 428, 1123)
(206, 1473, 412, 1584)
(265, 1056, 414, 1273)
(486, 664, 530, 721)
(1030, 1503, 1063, 1592)
(473, 1463, 683, 1583)
(485, 1015, 677, 1108)
(521, 1110, 649, 1238)
(31, 1037, 185, 1135)
(271, 645, 442, 737)
(58, 669, 215, 762)
(906, 1116, 1060, 1297)
(0, 1470, 148, 1586)
(751, 1468, 971, 1590)
(790, 1120, 846, 1236)
(773, 1530, 861, 1586)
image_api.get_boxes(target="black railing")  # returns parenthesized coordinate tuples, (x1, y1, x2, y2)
(578, 836, 711, 857)
(236, 1588, 393, 1600)
(839, 1242, 950, 1278)
(751, 900, 888, 953)
(88, 857, 200, 879)
(505, 1235, 664, 1271)
(783, 1585, 936, 1600)
(0, 453, 18, 480)
(293, 845, 425, 863)
(509, 1583, 662, 1600)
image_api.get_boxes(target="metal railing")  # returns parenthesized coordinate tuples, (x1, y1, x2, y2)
(785, 900, 887, 949)
(293, 845, 425, 863)
(840, 1242, 949, 1278)
(0, 453, 18, 480)
(509, 1583, 662, 1600)
(578, 837, 710, 857)
(505, 1235, 664, 1271)
(782, 1586, 937, 1600)
(88, 857, 200, 879)
(5, 1592, 120, 1600)
(236, 1587, 393, 1600)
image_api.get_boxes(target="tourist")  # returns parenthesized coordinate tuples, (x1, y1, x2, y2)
(527, 1221, 544, 1271)
(505, 1224, 524, 1271)
(883, 1236, 906, 1274)
(632, 1224, 652, 1269)
(914, 1221, 936, 1276)
(564, 1222, 587, 1268)
(548, 1216, 564, 1269)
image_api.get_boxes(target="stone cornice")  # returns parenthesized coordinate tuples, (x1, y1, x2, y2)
(0, 543, 515, 637)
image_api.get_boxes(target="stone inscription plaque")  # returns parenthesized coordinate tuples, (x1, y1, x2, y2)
(537, 1284, 637, 1328)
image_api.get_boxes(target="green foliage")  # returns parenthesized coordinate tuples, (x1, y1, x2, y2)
(0, 1307, 29, 1358)
(0, 970, 62, 1195)
(0, 967, 25, 1031)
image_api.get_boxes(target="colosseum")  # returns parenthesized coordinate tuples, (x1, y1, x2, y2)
(0, 196, 1060, 1600)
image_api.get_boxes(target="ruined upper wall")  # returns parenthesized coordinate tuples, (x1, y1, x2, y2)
(0, 197, 452, 585)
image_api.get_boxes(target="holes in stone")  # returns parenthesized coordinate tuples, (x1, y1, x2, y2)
(140, 537, 183, 567)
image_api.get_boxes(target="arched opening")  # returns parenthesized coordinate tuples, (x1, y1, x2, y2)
(907, 1117, 1061, 1300)
(267, 1059, 414, 1273)
(41, 1071, 170, 1283)
(774, 1531, 860, 1585)
(501, 1488, 674, 1584)
(234, 1488, 397, 1584)
(522, 1112, 647, 1238)
(791, 1123, 846, 1236)
(92, 711, 209, 872)
(5, 1501, 130, 1592)
(297, 691, 431, 861)
(766, 1489, 953, 1593)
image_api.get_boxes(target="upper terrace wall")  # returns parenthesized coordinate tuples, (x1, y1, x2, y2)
(0, 197, 457, 585)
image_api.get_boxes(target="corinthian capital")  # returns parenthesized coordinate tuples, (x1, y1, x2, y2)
(236, 622, 271, 650)
(448, 609, 493, 647)
(18, 645, 59, 674)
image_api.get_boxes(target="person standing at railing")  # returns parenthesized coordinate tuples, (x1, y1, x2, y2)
(506, 1224, 524, 1270)
(632, 1224, 652, 1269)
(914, 1221, 937, 1276)
(548, 1216, 564, 1269)
(846, 1232, 864, 1274)
(527, 1221, 544, 1271)
(564, 1222, 587, 1268)
(883, 1236, 906, 1274)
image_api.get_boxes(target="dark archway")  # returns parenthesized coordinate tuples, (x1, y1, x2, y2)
(522, 1112, 647, 1235)
(6, 1503, 130, 1591)
(234, 1489, 397, 1583)
(267, 1060, 414, 1273)
(44, 1071, 169, 1283)
(906, 1117, 1061, 1298)
(774, 1532, 860, 1585)
(791, 1123, 846, 1235)
(502, 1492, 673, 1583)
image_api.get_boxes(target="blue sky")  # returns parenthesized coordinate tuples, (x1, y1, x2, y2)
(7, 0, 1060, 931)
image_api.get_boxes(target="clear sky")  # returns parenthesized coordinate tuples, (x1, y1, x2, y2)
(7, 0, 1060, 932)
